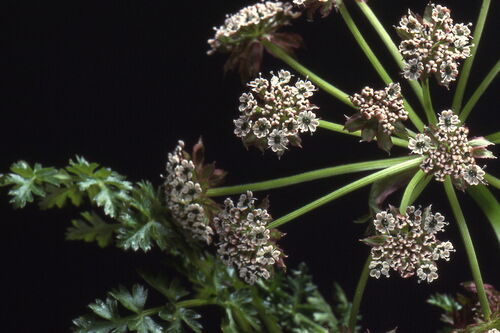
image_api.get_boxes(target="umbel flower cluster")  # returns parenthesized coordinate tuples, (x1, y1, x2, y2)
(408, 110, 495, 190)
(207, 1, 301, 79)
(164, 140, 226, 244)
(293, 0, 337, 19)
(364, 205, 454, 283)
(345, 83, 408, 152)
(234, 70, 319, 157)
(397, 3, 473, 87)
(213, 191, 285, 284)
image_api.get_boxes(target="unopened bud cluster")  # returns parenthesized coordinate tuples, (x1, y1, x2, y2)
(408, 110, 494, 189)
(235, 70, 319, 157)
(214, 191, 285, 284)
(397, 4, 473, 87)
(366, 205, 454, 283)
(350, 83, 408, 134)
(207, 1, 300, 55)
(165, 141, 214, 243)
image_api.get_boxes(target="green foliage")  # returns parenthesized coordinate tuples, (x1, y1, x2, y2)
(428, 293, 462, 313)
(67, 211, 119, 247)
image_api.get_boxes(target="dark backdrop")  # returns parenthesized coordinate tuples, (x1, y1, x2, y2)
(1, 0, 498, 332)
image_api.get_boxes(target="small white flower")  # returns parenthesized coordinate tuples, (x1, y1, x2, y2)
(403, 58, 423, 81)
(408, 134, 433, 155)
(234, 116, 252, 137)
(256, 245, 281, 265)
(267, 129, 289, 152)
(237, 191, 256, 210)
(282, 118, 299, 135)
(431, 4, 451, 23)
(433, 241, 455, 261)
(487, 329, 500, 333)
(295, 79, 316, 98)
(438, 110, 460, 132)
(385, 82, 401, 100)
(369, 260, 390, 279)
(462, 164, 485, 186)
(297, 110, 319, 133)
(439, 61, 458, 86)
(181, 181, 202, 202)
(417, 263, 438, 283)
(252, 118, 272, 138)
(423, 212, 447, 234)
(374, 211, 396, 234)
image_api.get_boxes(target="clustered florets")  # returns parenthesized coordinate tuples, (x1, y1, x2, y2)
(234, 70, 319, 157)
(408, 110, 495, 190)
(365, 205, 454, 283)
(213, 191, 285, 284)
(165, 141, 215, 244)
(292, 0, 337, 19)
(397, 3, 473, 88)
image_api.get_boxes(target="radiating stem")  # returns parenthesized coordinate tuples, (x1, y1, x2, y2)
(443, 178, 491, 321)
(318, 120, 409, 148)
(467, 185, 500, 243)
(485, 173, 500, 190)
(421, 78, 437, 124)
(207, 156, 414, 197)
(268, 157, 423, 228)
(452, 0, 492, 112)
(400, 169, 426, 212)
(348, 255, 371, 332)
(355, 1, 424, 107)
(261, 39, 353, 107)
(337, 3, 424, 132)
(460, 59, 500, 121)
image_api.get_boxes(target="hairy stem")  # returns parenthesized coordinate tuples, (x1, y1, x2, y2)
(348, 255, 371, 332)
(443, 178, 491, 321)
(460, 58, 499, 121)
(421, 78, 437, 124)
(318, 120, 409, 148)
(355, 1, 424, 106)
(207, 156, 414, 197)
(337, 3, 424, 132)
(268, 157, 423, 228)
(452, 0, 492, 112)
(261, 39, 353, 107)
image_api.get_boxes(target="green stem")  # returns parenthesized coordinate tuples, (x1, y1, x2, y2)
(485, 131, 500, 144)
(421, 78, 437, 124)
(207, 156, 414, 197)
(337, 3, 424, 132)
(409, 173, 433, 205)
(400, 169, 426, 212)
(460, 59, 500, 121)
(176, 298, 213, 308)
(355, 1, 424, 106)
(319, 120, 409, 148)
(485, 173, 500, 190)
(268, 157, 423, 228)
(452, 0, 492, 112)
(261, 39, 353, 107)
(467, 184, 500, 243)
(443, 178, 491, 321)
(348, 255, 371, 332)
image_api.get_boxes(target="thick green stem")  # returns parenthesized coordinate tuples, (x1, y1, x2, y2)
(207, 156, 414, 197)
(460, 59, 500, 121)
(421, 78, 437, 124)
(485, 173, 500, 190)
(485, 131, 500, 145)
(400, 169, 426, 212)
(443, 178, 491, 321)
(261, 39, 353, 107)
(268, 157, 423, 228)
(337, 3, 424, 132)
(355, 1, 424, 107)
(348, 255, 371, 332)
(452, 0, 492, 112)
(318, 120, 409, 148)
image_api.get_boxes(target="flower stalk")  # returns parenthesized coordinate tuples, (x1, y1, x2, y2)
(348, 255, 371, 332)
(421, 78, 437, 124)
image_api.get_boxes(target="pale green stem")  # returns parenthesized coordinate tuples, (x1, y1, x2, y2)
(485, 173, 500, 190)
(467, 185, 500, 244)
(268, 157, 423, 229)
(421, 78, 437, 124)
(348, 255, 371, 332)
(355, 1, 424, 106)
(261, 39, 353, 107)
(485, 131, 500, 144)
(318, 120, 409, 148)
(452, 0, 492, 112)
(207, 156, 414, 197)
(460, 59, 500, 121)
(409, 173, 433, 205)
(337, 3, 424, 132)
(400, 169, 426, 212)
(443, 178, 491, 321)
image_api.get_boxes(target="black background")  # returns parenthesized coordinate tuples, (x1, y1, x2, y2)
(1, 0, 498, 332)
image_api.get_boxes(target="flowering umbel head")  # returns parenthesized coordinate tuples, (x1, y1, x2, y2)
(408, 110, 495, 190)
(164, 140, 227, 244)
(208, 1, 302, 79)
(234, 70, 319, 157)
(363, 205, 454, 283)
(213, 191, 286, 284)
(345, 83, 408, 153)
(397, 3, 473, 88)
(292, 0, 338, 19)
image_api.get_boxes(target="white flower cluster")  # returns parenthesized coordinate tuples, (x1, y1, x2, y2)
(293, 0, 330, 6)
(368, 206, 454, 283)
(350, 83, 408, 134)
(207, 1, 300, 55)
(397, 4, 473, 87)
(213, 191, 284, 284)
(165, 141, 214, 244)
(235, 70, 319, 157)
(408, 110, 488, 188)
